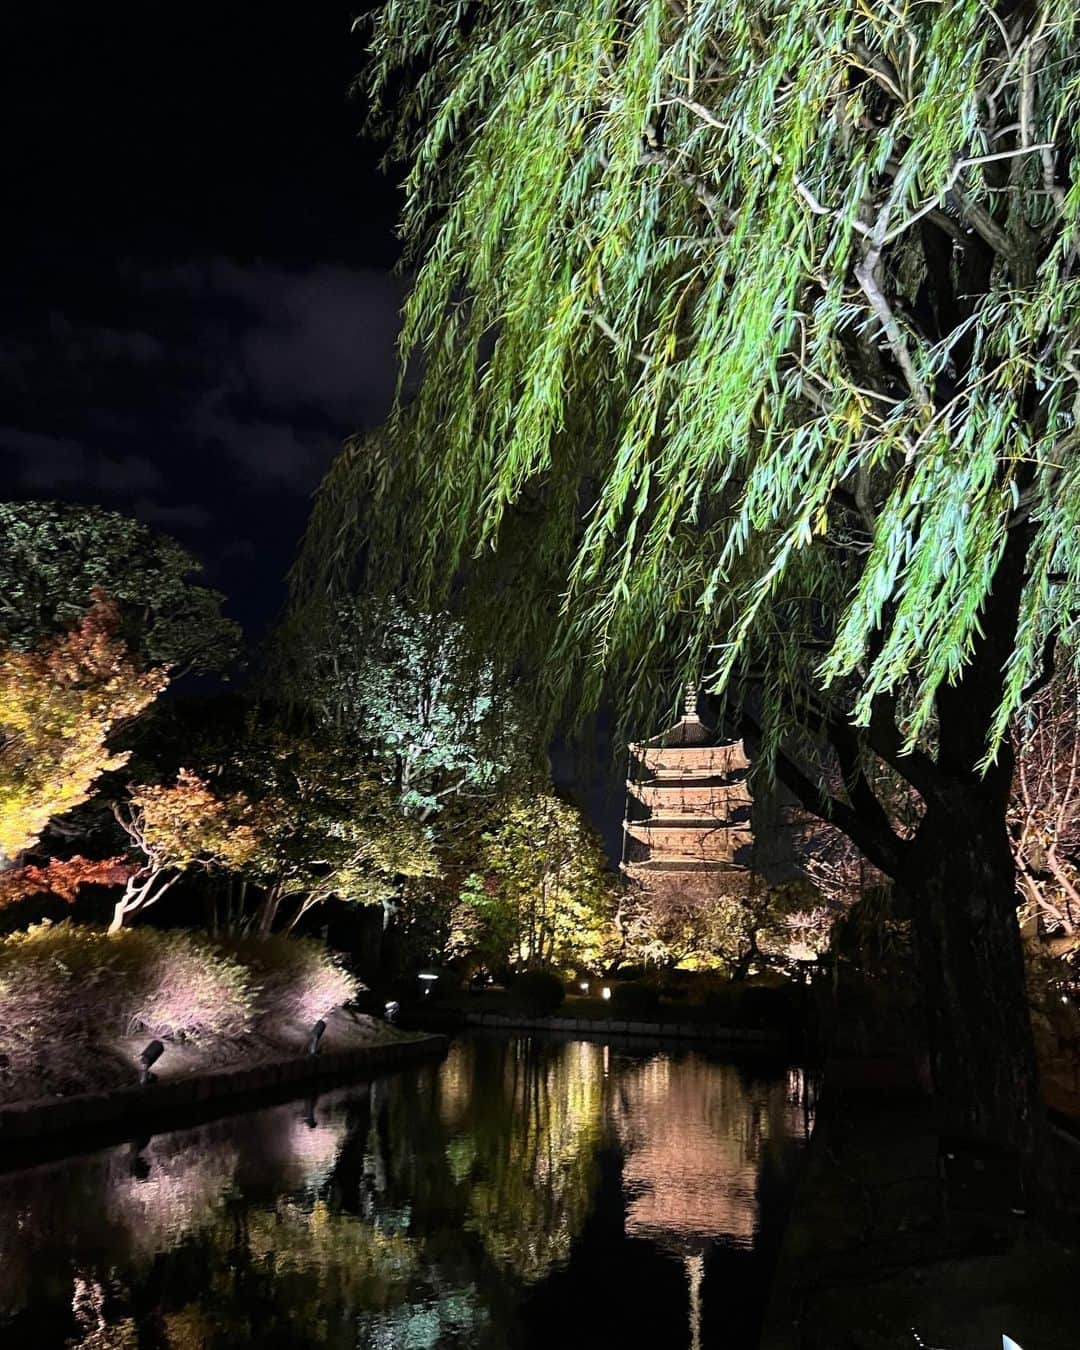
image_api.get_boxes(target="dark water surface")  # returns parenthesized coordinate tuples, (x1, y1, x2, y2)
(0, 1035, 813, 1348)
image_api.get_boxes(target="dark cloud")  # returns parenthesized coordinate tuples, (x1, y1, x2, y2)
(1, 2, 403, 638)
(3, 255, 403, 498)
(1, 431, 165, 497)
(207, 261, 404, 420)
(1, 255, 403, 633)
(131, 499, 215, 532)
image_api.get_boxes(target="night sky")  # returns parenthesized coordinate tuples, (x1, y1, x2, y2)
(2, 2, 627, 851)
(4, 2, 401, 635)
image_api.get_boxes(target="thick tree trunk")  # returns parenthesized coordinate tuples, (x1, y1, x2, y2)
(763, 530, 1048, 1178)
(901, 805, 1043, 1170)
(907, 527, 1046, 1180)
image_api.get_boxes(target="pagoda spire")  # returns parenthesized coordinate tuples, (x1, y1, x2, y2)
(684, 681, 699, 720)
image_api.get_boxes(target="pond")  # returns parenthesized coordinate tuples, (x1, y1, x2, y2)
(0, 1034, 813, 1348)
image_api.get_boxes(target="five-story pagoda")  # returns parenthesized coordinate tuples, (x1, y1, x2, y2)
(622, 686, 754, 896)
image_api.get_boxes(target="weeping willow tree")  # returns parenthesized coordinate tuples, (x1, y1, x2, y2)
(300, 0, 1080, 1166)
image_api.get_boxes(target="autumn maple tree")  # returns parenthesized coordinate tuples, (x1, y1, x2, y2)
(0, 595, 166, 868)
(110, 770, 260, 932)
(0, 856, 134, 911)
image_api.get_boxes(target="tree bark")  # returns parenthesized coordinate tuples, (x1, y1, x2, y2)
(900, 800, 1044, 1171)
(755, 529, 1048, 1177)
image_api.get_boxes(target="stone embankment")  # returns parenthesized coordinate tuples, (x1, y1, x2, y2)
(0, 1031, 446, 1164)
(403, 1005, 786, 1044)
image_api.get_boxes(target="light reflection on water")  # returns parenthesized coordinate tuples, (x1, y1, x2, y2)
(0, 1036, 813, 1348)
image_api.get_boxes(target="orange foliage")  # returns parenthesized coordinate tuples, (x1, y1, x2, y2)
(122, 769, 260, 874)
(0, 855, 134, 907)
(0, 594, 167, 862)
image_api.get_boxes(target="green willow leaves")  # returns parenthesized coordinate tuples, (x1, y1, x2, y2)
(301, 0, 1080, 768)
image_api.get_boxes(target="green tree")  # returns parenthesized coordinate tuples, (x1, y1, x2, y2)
(304, 0, 1080, 1163)
(0, 501, 239, 675)
(278, 598, 530, 820)
(450, 790, 615, 973)
(226, 719, 438, 936)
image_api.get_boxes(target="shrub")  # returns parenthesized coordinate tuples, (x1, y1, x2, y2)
(133, 932, 254, 1039)
(217, 935, 361, 1026)
(0, 922, 254, 1045)
(610, 981, 661, 1017)
(0, 922, 255, 1100)
(702, 980, 795, 1028)
(509, 969, 565, 1015)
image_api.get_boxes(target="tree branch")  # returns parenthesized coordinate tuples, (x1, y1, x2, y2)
(740, 711, 905, 877)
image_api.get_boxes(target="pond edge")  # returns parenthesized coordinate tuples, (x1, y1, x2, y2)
(0, 1033, 447, 1167)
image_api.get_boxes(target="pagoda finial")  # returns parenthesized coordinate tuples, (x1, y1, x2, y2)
(684, 681, 699, 719)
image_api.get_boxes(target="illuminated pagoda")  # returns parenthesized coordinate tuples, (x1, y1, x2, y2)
(621, 685, 754, 895)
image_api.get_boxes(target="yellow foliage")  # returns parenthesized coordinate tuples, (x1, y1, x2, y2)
(0, 596, 166, 860)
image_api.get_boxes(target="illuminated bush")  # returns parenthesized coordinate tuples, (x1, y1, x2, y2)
(132, 932, 253, 1040)
(0, 922, 255, 1098)
(0, 925, 361, 1102)
(217, 935, 361, 1027)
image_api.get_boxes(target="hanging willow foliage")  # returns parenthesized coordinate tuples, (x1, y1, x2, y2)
(297, 0, 1080, 776)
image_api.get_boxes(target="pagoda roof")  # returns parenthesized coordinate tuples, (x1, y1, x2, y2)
(629, 683, 751, 757)
(622, 859, 752, 875)
(637, 713, 716, 748)
(631, 682, 714, 748)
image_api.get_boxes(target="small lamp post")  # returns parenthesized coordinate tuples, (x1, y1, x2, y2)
(418, 972, 439, 999)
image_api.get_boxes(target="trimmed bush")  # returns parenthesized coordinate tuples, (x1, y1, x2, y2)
(0, 922, 255, 1100)
(0, 921, 253, 1043)
(509, 969, 566, 1015)
(217, 935, 361, 1027)
(610, 981, 661, 1017)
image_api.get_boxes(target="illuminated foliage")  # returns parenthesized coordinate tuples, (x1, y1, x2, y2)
(314, 0, 1080, 759)
(0, 922, 256, 1101)
(0, 855, 134, 909)
(0, 500, 239, 675)
(227, 722, 439, 934)
(449, 790, 615, 972)
(278, 598, 533, 820)
(298, 0, 1080, 1154)
(0, 925, 360, 1103)
(619, 874, 808, 976)
(110, 770, 260, 931)
(216, 934, 360, 1026)
(0, 597, 166, 864)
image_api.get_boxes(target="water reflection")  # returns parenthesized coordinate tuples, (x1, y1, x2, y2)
(0, 1038, 811, 1348)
